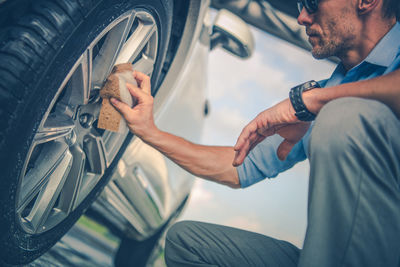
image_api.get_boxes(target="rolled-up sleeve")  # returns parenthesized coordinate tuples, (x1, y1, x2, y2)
(236, 134, 307, 188)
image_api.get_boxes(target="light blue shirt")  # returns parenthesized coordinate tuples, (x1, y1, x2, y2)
(237, 22, 400, 188)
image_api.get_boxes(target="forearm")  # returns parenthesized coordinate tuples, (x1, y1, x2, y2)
(142, 129, 240, 188)
(304, 69, 400, 117)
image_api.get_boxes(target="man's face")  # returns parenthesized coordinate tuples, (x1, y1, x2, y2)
(298, 0, 358, 59)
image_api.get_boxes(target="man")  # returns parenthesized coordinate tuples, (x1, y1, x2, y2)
(111, 0, 400, 265)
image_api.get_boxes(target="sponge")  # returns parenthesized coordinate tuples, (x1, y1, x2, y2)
(97, 63, 137, 133)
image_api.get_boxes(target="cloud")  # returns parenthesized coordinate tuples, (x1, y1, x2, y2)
(252, 27, 335, 81)
(188, 180, 214, 204)
(208, 47, 290, 105)
(223, 215, 264, 233)
(178, 180, 229, 223)
(202, 106, 248, 145)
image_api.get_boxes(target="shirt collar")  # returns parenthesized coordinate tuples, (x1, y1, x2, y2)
(326, 22, 400, 85)
(363, 22, 400, 67)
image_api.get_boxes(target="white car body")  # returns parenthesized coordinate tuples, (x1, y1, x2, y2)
(91, 1, 211, 239)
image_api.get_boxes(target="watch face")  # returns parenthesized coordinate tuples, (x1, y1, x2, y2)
(302, 80, 320, 91)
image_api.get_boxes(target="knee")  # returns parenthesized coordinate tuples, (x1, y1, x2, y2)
(310, 97, 390, 156)
(165, 221, 198, 252)
(165, 221, 199, 265)
(165, 221, 190, 245)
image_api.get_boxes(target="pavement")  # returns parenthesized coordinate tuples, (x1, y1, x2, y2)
(27, 223, 117, 267)
(25, 216, 167, 267)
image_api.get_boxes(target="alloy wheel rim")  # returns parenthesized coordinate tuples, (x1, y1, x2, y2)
(16, 9, 159, 234)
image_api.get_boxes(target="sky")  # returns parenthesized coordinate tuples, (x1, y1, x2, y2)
(178, 24, 335, 248)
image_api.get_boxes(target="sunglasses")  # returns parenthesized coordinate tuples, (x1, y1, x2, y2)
(297, 0, 319, 14)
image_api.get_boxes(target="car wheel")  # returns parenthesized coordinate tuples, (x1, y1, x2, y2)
(0, 0, 172, 264)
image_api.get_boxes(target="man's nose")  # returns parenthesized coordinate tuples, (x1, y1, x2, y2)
(297, 8, 313, 26)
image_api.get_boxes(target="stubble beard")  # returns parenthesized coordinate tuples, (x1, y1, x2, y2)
(310, 14, 355, 60)
(311, 38, 340, 59)
(311, 33, 355, 60)
(311, 36, 347, 59)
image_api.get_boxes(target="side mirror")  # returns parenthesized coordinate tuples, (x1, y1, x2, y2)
(210, 9, 254, 58)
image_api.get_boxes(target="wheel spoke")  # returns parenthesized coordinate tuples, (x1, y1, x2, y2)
(35, 112, 75, 145)
(18, 142, 70, 212)
(23, 149, 73, 233)
(74, 172, 98, 208)
(57, 145, 86, 213)
(83, 131, 107, 175)
(102, 129, 129, 166)
(91, 12, 136, 88)
(115, 15, 157, 65)
(67, 49, 93, 105)
(132, 53, 155, 76)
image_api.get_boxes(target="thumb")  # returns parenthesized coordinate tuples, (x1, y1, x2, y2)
(277, 139, 295, 161)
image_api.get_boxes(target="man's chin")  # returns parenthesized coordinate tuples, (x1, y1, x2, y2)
(311, 47, 330, 59)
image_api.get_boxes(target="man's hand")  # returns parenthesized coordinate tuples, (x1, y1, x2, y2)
(232, 98, 311, 166)
(110, 71, 157, 140)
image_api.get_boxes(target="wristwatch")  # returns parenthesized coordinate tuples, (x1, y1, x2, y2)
(289, 80, 321, 121)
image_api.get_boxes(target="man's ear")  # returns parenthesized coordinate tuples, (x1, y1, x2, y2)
(357, 0, 380, 15)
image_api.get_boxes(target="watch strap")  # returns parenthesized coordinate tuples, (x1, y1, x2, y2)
(289, 80, 320, 121)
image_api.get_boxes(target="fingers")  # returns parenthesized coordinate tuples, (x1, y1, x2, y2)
(232, 133, 265, 166)
(232, 131, 258, 166)
(232, 122, 284, 166)
(233, 150, 243, 167)
(234, 122, 256, 151)
(233, 134, 247, 152)
(110, 97, 133, 119)
(133, 71, 151, 94)
(233, 137, 250, 165)
(233, 120, 262, 166)
(232, 144, 248, 166)
(276, 139, 295, 161)
(126, 82, 144, 100)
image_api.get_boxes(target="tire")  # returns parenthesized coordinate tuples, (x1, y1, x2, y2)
(0, 0, 172, 265)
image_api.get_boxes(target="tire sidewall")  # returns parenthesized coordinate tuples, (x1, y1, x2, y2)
(0, 0, 172, 263)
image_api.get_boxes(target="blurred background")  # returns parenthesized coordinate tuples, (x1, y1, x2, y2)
(178, 23, 335, 249)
